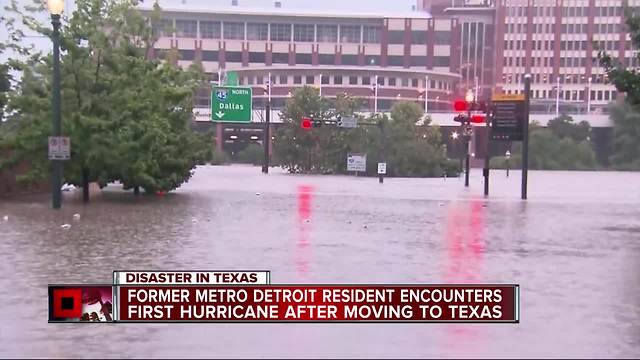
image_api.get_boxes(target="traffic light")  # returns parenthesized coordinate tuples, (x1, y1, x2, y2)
(453, 100, 467, 112)
(470, 114, 486, 124)
(301, 117, 312, 130)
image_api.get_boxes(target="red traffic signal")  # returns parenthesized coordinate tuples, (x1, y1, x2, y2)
(453, 100, 467, 112)
(470, 114, 486, 123)
(301, 117, 312, 130)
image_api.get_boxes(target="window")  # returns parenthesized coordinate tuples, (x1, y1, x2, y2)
(434, 31, 450, 45)
(410, 56, 426, 66)
(279, 75, 288, 84)
(295, 53, 312, 64)
(411, 31, 426, 44)
(319, 54, 335, 65)
(342, 55, 358, 65)
(388, 30, 404, 44)
(349, 76, 358, 85)
(153, 18, 172, 37)
(272, 53, 289, 64)
(294, 24, 315, 42)
(224, 22, 244, 40)
(340, 25, 361, 43)
(226, 51, 242, 63)
(363, 26, 380, 43)
(433, 56, 449, 67)
(202, 50, 219, 61)
(334, 76, 343, 84)
(293, 76, 302, 84)
(175, 20, 196, 37)
(411, 78, 418, 87)
(401, 78, 408, 87)
(377, 76, 384, 86)
(178, 49, 195, 61)
(306, 75, 315, 84)
(388, 77, 396, 86)
(317, 25, 338, 42)
(362, 76, 371, 85)
(270, 24, 291, 41)
(365, 55, 380, 66)
(247, 23, 268, 40)
(321, 75, 329, 84)
(200, 21, 221, 39)
(388, 56, 403, 66)
(249, 52, 266, 63)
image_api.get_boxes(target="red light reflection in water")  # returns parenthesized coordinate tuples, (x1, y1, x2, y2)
(295, 185, 314, 279)
(441, 200, 487, 353)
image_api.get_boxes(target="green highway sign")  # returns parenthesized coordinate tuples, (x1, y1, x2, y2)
(211, 86, 252, 123)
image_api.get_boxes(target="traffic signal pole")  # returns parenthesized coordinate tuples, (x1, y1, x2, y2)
(262, 101, 270, 174)
(464, 114, 470, 188)
(521, 74, 531, 199)
(483, 115, 491, 196)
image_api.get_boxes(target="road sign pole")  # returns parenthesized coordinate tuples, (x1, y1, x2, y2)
(262, 101, 270, 174)
(51, 15, 62, 209)
(483, 115, 491, 197)
(378, 120, 385, 184)
(522, 74, 531, 200)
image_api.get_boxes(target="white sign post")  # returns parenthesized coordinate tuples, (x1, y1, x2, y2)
(377, 162, 387, 175)
(347, 153, 366, 173)
(48, 136, 70, 160)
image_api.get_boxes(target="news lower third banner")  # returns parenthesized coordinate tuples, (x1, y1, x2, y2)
(49, 270, 519, 323)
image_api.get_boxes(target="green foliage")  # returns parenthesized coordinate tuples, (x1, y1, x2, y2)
(235, 143, 263, 165)
(599, 5, 640, 170)
(491, 119, 597, 170)
(608, 102, 640, 170)
(274, 90, 455, 177)
(0, 0, 209, 193)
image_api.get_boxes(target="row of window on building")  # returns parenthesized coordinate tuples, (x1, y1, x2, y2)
(505, 22, 622, 35)
(169, 49, 451, 67)
(154, 19, 451, 45)
(505, 88, 617, 102)
(504, 39, 624, 51)
(503, 56, 594, 68)
(231, 73, 451, 90)
(506, 5, 622, 18)
(503, 73, 610, 85)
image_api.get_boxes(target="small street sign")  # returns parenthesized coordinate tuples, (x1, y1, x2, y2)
(338, 116, 358, 128)
(347, 153, 367, 172)
(377, 162, 387, 175)
(211, 86, 253, 123)
(490, 93, 526, 141)
(48, 136, 70, 160)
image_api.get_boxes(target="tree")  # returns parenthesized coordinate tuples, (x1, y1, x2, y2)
(599, 5, 640, 170)
(491, 121, 597, 170)
(1, 0, 209, 196)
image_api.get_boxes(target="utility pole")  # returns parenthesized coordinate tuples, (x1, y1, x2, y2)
(49, 5, 63, 209)
(262, 72, 271, 174)
(378, 120, 385, 184)
(374, 75, 379, 114)
(522, 74, 531, 200)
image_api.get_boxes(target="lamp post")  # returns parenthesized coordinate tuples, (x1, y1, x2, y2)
(424, 75, 429, 115)
(262, 72, 272, 174)
(587, 77, 592, 114)
(463, 89, 474, 187)
(48, 0, 64, 209)
(505, 150, 511, 178)
(374, 75, 379, 114)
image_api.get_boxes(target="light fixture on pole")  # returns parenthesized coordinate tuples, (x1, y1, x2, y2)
(424, 75, 429, 114)
(48, 0, 64, 209)
(319, 73, 322, 96)
(374, 75, 379, 114)
(555, 75, 561, 116)
(587, 77, 592, 114)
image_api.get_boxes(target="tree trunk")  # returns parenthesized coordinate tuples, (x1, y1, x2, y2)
(82, 167, 89, 203)
(134, 186, 140, 196)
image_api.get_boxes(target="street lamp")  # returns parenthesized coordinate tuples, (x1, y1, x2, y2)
(48, 0, 64, 209)
(505, 150, 511, 177)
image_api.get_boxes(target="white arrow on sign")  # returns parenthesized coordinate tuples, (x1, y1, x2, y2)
(215, 111, 225, 118)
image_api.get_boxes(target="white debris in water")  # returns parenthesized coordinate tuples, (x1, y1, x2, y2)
(304, 219, 311, 223)
(192, 218, 198, 223)
(72, 213, 81, 221)
(362, 225, 368, 229)
(2, 215, 8, 221)
(438, 202, 445, 206)
(61, 224, 71, 229)
(255, 192, 261, 196)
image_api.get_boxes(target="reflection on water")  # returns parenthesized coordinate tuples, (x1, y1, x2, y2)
(0, 166, 639, 358)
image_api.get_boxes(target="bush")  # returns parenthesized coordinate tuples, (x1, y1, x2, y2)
(210, 147, 229, 165)
(235, 143, 263, 165)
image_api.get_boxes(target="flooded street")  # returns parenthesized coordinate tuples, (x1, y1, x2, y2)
(1, 165, 639, 358)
